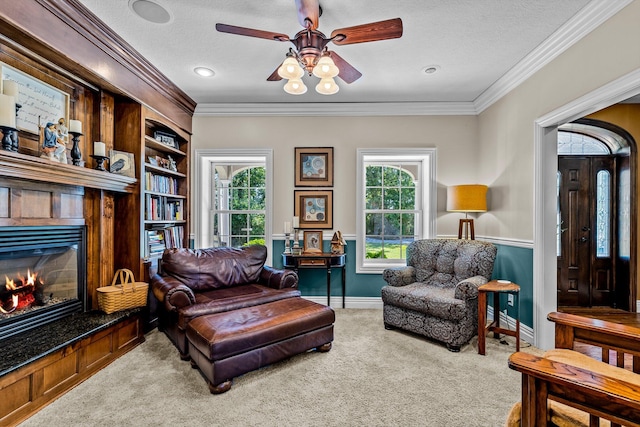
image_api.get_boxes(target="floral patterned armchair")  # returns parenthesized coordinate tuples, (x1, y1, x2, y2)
(381, 239, 497, 352)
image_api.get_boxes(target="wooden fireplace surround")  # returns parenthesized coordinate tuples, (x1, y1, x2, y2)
(0, 1, 195, 425)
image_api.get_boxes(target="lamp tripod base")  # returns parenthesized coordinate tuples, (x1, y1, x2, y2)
(458, 219, 475, 240)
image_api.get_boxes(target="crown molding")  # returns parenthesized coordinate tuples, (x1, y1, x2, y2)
(194, 101, 478, 117)
(473, 0, 633, 113)
(195, 0, 632, 118)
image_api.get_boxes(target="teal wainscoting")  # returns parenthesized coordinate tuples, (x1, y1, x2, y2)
(272, 240, 534, 329)
(491, 243, 534, 328)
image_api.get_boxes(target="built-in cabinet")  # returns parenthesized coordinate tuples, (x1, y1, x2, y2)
(0, 1, 195, 424)
(114, 103, 190, 280)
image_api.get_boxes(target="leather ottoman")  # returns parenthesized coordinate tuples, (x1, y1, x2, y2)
(186, 297, 335, 393)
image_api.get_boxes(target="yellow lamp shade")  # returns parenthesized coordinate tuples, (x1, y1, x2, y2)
(447, 185, 488, 212)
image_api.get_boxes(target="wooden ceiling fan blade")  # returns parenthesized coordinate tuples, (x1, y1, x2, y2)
(267, 62, 284, 81)
(330, 18, 403, 45)
(215, 23, 290, 42)
(295, 0, 320, 29)
(329, 51, 362, 84)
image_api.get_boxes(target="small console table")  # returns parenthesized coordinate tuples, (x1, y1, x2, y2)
(282, 253, 346, 308)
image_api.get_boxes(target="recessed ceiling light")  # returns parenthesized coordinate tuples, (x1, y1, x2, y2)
(129, 0, 171, 24)
(194, 67, 215, 77)
(422, 65, 441, 75)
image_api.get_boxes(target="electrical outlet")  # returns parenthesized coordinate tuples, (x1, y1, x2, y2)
(507, 294, 514, 306)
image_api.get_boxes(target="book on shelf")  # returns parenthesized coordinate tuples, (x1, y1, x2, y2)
(163, 226, 184, 249)
(145, 172, 178, 194)
(145, 225, 185, 257)
(145, 194, 183, 221)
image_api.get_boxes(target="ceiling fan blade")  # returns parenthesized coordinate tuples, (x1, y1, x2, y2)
(330, 18, 403, 45)
(216, 23, 289, 42)
(295, 0, 320, 29)
(329, 51, 362, 84)
(267, 63, 284, 81)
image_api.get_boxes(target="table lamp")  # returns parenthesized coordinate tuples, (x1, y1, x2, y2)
(447, 184, 488, 240)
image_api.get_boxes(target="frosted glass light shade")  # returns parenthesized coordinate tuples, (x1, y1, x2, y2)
(315, 77, 339, 95)
(283, 78, 307, 95)
(312, 55, 339, 78)
(278, 57, 304, 80)
(446, 185, 488, 212)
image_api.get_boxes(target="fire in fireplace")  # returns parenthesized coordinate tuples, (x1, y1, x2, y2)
(0, 226, 86, 341)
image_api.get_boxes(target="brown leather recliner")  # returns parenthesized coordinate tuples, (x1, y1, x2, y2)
(151, 245, 300, 359)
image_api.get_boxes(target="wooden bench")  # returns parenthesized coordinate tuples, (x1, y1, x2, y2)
(506, 312, 640, 427)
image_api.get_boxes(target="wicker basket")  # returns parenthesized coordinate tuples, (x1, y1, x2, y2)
(97, 268, 149, 314)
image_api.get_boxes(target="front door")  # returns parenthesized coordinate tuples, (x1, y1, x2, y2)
(557, 156, 615, 307)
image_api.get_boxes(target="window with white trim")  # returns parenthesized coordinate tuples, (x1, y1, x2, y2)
(194, 149, 273, 264)
(356, 148, 436, 274)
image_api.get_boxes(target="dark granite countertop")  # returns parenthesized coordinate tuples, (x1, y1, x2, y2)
(0, 309, 141, 377)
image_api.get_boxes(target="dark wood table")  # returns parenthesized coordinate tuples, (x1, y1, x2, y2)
(282, 252, 346, 308)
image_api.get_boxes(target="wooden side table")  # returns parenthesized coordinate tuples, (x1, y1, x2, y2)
(478, 280, 520, 355)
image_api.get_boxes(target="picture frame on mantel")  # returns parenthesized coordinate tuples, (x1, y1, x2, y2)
(294, 147, 334, 187)
(1, 62, 70, 135)
(294, 190, 333, 229)
(109, 150, 135, 177)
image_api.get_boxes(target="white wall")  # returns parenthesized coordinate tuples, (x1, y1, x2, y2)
(477, 0, 640, 242)
(192, 115, 479, 237)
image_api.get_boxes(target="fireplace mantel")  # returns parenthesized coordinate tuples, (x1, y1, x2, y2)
(0, 150, 136, 193)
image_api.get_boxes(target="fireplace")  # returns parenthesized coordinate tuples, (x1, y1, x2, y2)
(0, 226, 86, 341)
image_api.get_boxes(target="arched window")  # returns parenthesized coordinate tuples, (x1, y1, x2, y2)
(557, 131, 610, 155)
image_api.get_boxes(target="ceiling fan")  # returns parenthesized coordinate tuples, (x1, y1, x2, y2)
(215, 0, 403, 94)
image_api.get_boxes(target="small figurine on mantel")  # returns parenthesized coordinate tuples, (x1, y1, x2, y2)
(57, 117, 68, 143)
(331, 231, 346, 254)
(41, 122, 68, 163)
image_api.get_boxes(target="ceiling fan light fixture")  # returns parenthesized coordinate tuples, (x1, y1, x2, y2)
(283, 78, 307, 95)
(315, 77, 339, 95)
(312, 55, 339, 78)
(278, 57, 304, 80)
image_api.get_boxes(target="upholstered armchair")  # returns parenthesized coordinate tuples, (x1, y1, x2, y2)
(381, 239, 497, 351)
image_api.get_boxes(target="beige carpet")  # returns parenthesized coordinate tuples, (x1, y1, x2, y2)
(19, 309, 539, 427)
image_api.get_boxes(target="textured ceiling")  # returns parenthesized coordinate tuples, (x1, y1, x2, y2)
(77, 0, 595, 107)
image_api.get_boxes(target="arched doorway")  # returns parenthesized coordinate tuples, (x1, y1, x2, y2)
(556, 119, 634, 310)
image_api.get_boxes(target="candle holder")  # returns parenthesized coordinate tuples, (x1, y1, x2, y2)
(69, 131, 82, 166)
(90, 154, 109, 171)
(0, 125, 17, 151)
(11, 103, 21, 152)
(284, 232, 292, 254)
(292, 229, 302, 255)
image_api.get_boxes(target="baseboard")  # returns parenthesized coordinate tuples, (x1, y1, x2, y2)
(487, 306, 534, 344)
(302, 296, 383, 309)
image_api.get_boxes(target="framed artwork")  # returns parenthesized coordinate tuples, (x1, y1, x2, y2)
(303, 230, 323, 254)
(109, 150, 135, 177)
(1, 63, 69, 135)
(294, 147, 334, 187)
(153, 130, 178, 149)
(294, 190, 333, 229)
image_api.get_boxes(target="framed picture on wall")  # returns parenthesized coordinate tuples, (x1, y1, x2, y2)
(294, 147, 334, 187)
(294, 190, 333, 229)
